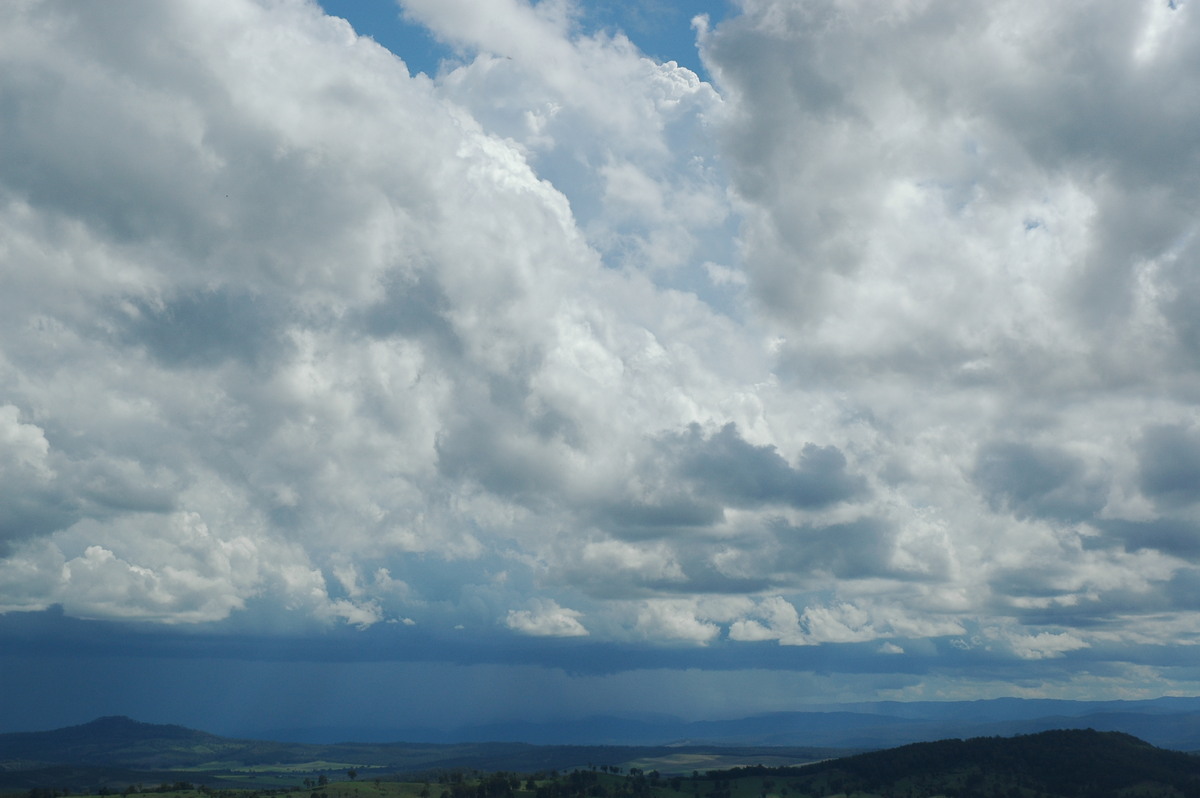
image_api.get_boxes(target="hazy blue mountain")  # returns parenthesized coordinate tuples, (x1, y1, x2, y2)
(0, 716, 842, 786)
(240, 697, 1200, 750)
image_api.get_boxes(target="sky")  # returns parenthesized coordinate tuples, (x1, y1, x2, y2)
(2, 0, 1200, 737)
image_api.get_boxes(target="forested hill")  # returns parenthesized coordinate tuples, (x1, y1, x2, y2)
(0, 717, 231, 768)
(713, 729, 1200, 798)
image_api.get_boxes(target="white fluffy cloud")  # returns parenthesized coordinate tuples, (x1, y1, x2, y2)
(506, 598, 589, 637)
(0, 0, 756, 636)
(1, 0, 1200, 702)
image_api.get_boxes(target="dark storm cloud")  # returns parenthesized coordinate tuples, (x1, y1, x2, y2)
(0, 487, 78, 550)
(670, 422, 866, 510)
(1098, 518, 1200, 559)
(1161, 235, 1200, 364)
(0, 605, 946, 677)
(771, 518, 902, 582)
(359, 270, 462, 352)
(117, 288, 289, 369)
(598, 497, 724, 534)
(973, 441, 1106, 522)
(580, 422, 867, 543)
(435, 407, 572, 504)
(1138, 423, 1200, 508)
(440, 420, 865, 539)
(1165, 568, 1200, 609)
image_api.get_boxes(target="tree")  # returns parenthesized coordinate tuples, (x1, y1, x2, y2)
(348, 770, 358, 781)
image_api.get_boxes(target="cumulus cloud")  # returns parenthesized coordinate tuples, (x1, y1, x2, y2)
(729, 596, 964, 647)
(1, 0, 1200, 707)
(403, 0, 737, 295)
(506, 599, 589, 637)
(700, 0, 1200, 645)
(0, 0, 762, 638)
(0, 406, 73, 549)
(1000, 629, 1090, 661)
(634, 598, 721, 644)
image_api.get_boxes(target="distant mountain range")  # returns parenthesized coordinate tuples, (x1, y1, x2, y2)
(4, 718, 1200, 798)
(243, 696, 1200, 750)
(4, 696, 1200, 791)
(0, 716, 842, 789)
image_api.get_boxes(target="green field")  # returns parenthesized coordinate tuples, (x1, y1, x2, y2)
(11, 758, 1200, 798)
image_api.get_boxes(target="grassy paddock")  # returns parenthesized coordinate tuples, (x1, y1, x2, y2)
(9, 759, 1182, 798)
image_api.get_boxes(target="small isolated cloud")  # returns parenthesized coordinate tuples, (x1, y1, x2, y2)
(324, 598, 384, 630)
(506, 599, 589, 637)
(878, 642, 905, 655)
(1002, 630, 1090, 661)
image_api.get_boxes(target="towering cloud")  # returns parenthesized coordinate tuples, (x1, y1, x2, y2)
(1, 0, 1199, 715)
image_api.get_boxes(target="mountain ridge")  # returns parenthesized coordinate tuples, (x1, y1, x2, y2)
(237, 697, 1200, 749)
(0, 716, 843, 780)
(710, 729, 1200, 798)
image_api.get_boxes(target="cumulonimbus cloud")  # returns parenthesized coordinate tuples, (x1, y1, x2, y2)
(0, 0, 1199, 703)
